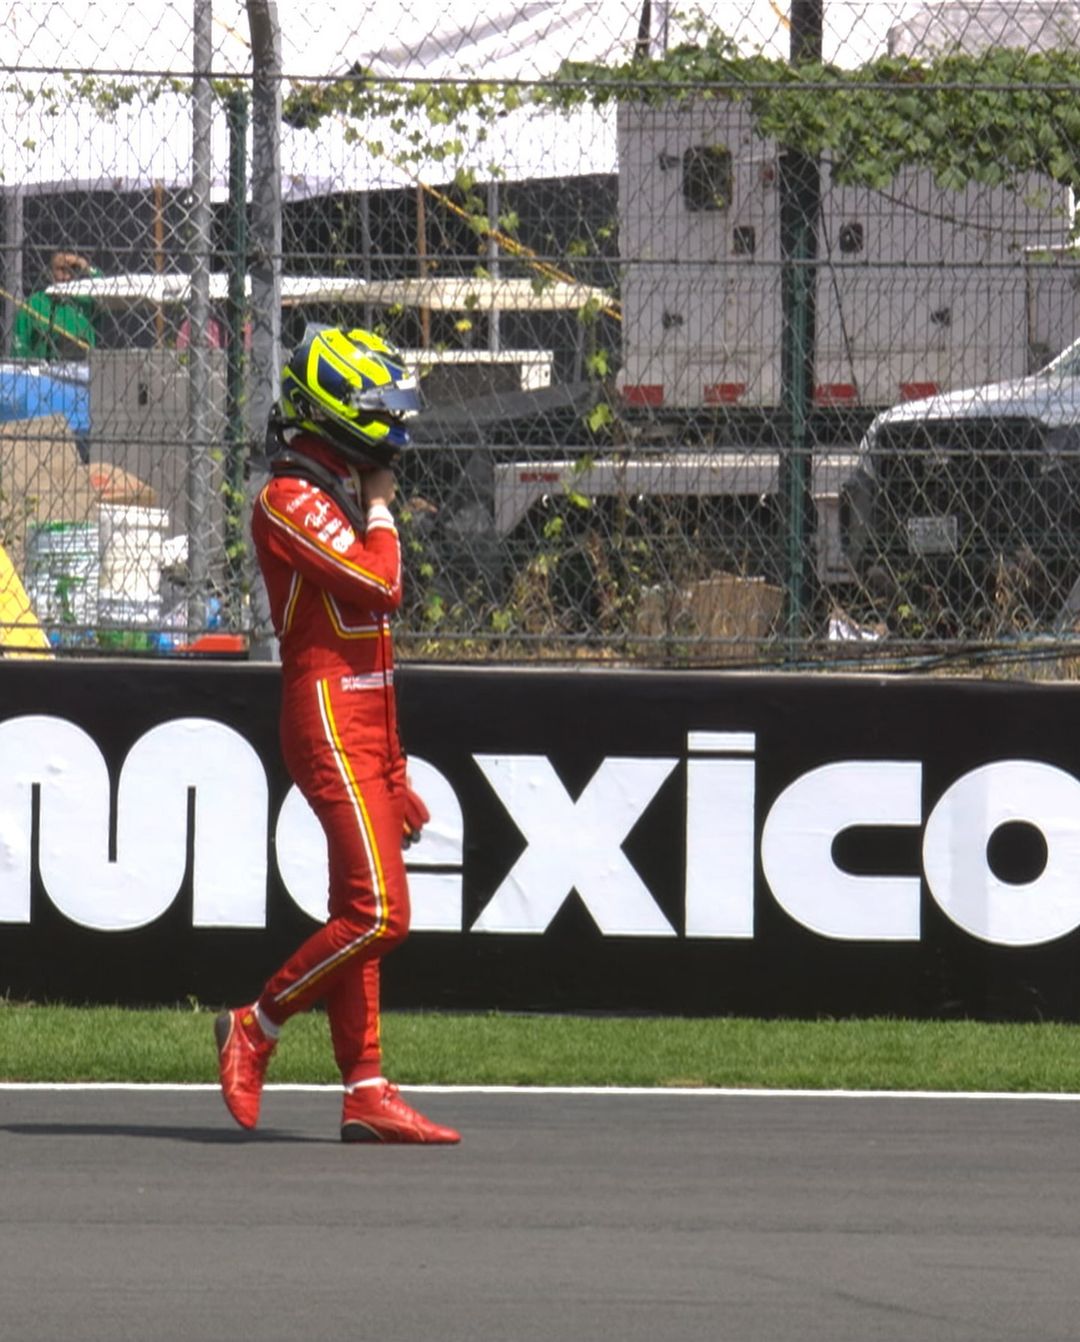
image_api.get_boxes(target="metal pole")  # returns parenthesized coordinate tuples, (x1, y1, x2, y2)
(224, 91, 249, 623)
(247, 0, 282, 440)
(778, 0, 822, 651)
(187, 0, 214, 633)
(361, 190, 373, 331)
(152, 181, 167, 347)
(2, 189, 25, 358)
(417, 186, 431, 348)
(488, 180, 500, 354)
(246, 0, 282, 660)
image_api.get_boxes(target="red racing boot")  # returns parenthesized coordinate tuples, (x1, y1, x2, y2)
(340, 1081, 461, 1144)
(214, 1006, 275, 1130)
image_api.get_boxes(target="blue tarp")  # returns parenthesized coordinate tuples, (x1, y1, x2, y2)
(0, 361, 90, 437)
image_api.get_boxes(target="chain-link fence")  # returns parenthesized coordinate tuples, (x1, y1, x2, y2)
(4, 1, 1080, 672)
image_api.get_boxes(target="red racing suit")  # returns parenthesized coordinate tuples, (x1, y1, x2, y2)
(250, 432, 409, 1084)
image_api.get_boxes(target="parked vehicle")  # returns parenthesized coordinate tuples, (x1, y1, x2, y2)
(839, 338, 1080, 637)
(615, 99, 1076, 415)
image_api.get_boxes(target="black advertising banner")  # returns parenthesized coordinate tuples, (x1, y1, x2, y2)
(3, 659, 1080, 1020)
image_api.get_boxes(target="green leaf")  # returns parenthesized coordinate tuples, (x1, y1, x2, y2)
(587, 402, 614, 433)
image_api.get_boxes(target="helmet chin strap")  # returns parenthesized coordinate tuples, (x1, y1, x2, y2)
(263, 403, 290, 457)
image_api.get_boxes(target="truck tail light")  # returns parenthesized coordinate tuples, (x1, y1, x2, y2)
(621, 384, 664, 407)
(704, 382, 747, 404)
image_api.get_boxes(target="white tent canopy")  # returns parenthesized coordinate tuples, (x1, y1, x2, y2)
(0, 1, 908, 200)
(47, 270, 612, 312)
(887, 1, 1080, 57)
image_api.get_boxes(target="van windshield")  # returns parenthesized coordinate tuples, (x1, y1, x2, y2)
(1041, 338, 1080, 378)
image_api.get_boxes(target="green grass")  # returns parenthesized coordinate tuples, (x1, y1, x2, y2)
(2, 1002, 1080, 1092)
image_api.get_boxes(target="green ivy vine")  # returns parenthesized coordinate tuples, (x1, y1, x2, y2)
(280, 19, 1080, 200)
(543, 24, 1080, 196)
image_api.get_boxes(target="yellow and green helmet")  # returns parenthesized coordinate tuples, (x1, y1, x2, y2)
(280, 324, 422, 467)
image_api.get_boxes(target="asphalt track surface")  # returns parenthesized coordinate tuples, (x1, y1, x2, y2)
(2, 1085, 1079, 1342)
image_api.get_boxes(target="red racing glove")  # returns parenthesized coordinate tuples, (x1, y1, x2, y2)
(402, 781, 430, 849)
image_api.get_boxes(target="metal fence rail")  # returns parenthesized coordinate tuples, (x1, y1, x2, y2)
(4, 1, 1080, 673)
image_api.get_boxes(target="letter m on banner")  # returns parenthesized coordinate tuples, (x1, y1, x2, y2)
(0, 715, 268, 930)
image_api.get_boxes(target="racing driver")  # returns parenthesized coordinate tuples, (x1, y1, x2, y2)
(214, 324, 459, 1145)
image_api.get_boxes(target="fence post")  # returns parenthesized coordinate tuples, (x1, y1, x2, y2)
(1, 189, 24, 358)
(779, 0, 822, 651)
(187, 0, 214, 633)
(245, 0, 282, 660)
(224, 91, 249, 625)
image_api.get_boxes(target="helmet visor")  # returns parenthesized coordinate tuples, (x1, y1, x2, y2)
(351, 384, 422, 416)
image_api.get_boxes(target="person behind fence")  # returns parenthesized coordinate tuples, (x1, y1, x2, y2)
(12, 251, 101, 361)
(214, 323, 460, 1146)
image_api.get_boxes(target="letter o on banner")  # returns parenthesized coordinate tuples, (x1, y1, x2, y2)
(923, 760, 1080, 946)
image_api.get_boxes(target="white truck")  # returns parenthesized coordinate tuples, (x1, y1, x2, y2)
(496, 99, 1080, 614)
(615, 98, 1077, 413)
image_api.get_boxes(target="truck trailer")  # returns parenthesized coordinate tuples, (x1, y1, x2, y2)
(615, 99, 1077, 415)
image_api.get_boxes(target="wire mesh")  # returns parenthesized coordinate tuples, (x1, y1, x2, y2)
(3, 1, 1080, 673)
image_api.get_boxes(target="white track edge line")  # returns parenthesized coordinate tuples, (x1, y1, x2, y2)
(1, 1082, 1079, 1101)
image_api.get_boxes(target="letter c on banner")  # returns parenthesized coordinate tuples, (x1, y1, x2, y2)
(923, 760, 1080, 946)
(761, 760, 923, 940)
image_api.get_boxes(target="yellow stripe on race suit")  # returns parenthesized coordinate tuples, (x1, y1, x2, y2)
(259, 491, 397, 599)
(321, 591, 393, 640)
(280, 571, 303, 635)
(273, 677, 390, 1006)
